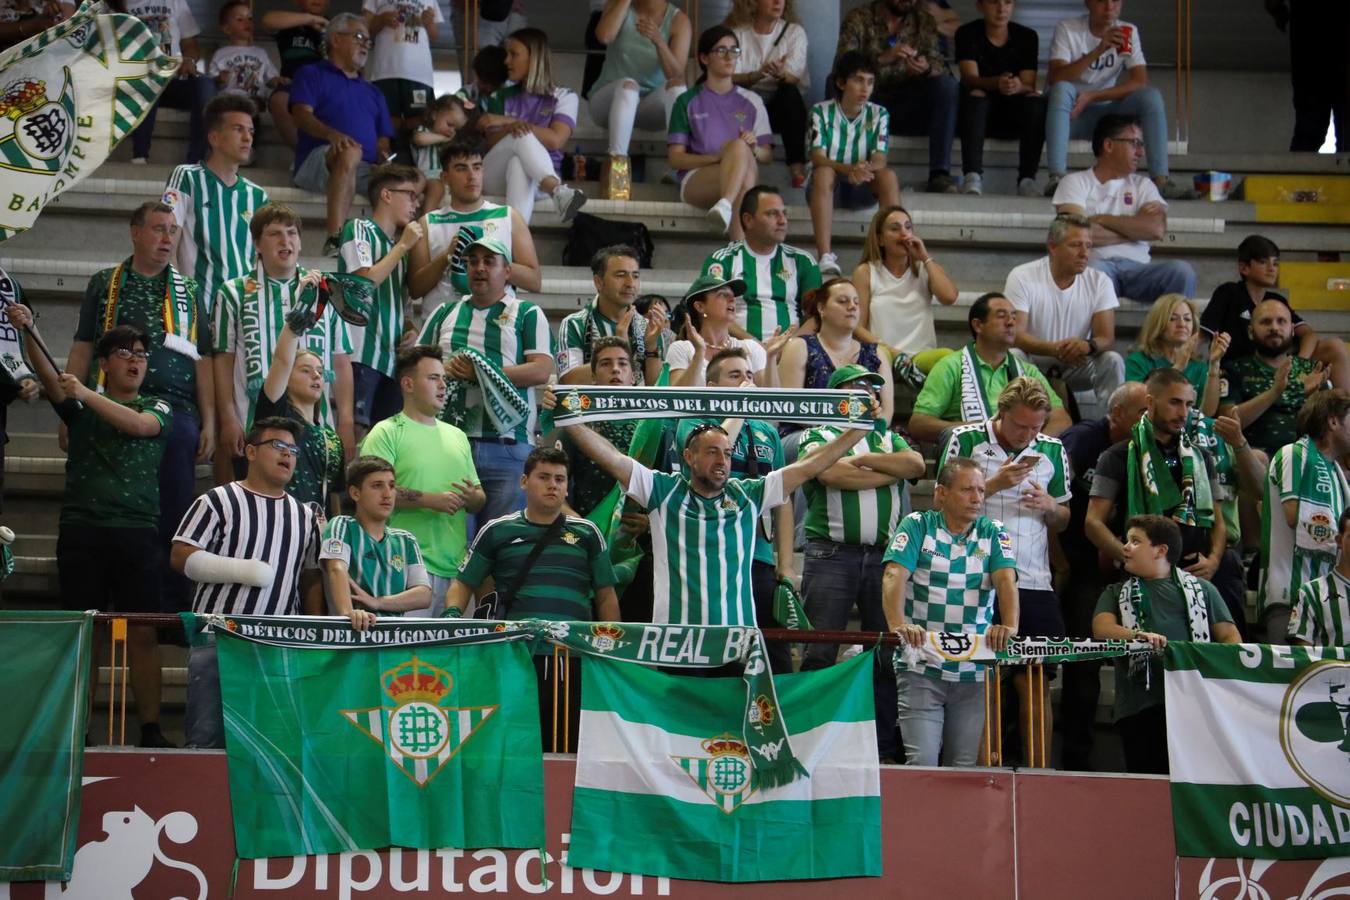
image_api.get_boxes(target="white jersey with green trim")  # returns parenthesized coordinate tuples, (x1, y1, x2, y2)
(163, 164, 269, 315)
(338, 217, 405, 377)
(421, 200, 513, 314)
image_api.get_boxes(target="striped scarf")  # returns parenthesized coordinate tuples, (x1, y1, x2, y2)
(104, 259, 197, 359)
(1126, 415, 1214, 528)
(442, 346, 529, 436)
(959, 344, 1021, 424)
(1118, 567, 1211, 679)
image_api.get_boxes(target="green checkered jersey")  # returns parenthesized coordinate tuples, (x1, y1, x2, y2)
(214, 268, 353, 430)
(1261, 436, 1350, 614)
(163, 164, 269, 314)
(457, 512, 615, 621)
(555, 300, 649, 382)
(801, 426, 912, 546)
(1290, 570, 1350, 647)
(55, 395, 172, 529)
(701, 242, 821, 342)
(422, 201, 513, 308)
(809, 99, 890, 166)
(338, 217, 406, 377)
(671, 417, 783, 566)
(883, 510, 1017, 682)
(417, 294, 553, 443)
(77, 264, 212, 417)
(627, 462, 787, 626)
(320, 516, 429, 614)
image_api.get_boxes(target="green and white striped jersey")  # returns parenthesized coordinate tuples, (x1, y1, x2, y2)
(163, 164, 269, 314)
(701, 241, 822, 341)
(1290, 569, 1350, 647)
(555, 298, 649, 382)
(626, 462, 787, 627)
(417, 293, 552, 443)
(938, 420, 1070, 592)
(883, 510, 1017, 682)
(800, 426, 911, 547)
(809, 99, 890, 167)
(214, 267, 353, 430)
(422, 201, 513, 312)
(338, 217, 406, 377)
(1261, 436, 1350, 614)
(320, 515, 429, 615)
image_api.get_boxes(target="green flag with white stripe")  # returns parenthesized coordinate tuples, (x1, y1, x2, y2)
(1164, 642, 1350, 860)
(569, 650, 881, 882)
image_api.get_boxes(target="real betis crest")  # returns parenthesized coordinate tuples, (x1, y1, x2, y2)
(0, 71, 75, 173)
(1280, 659, 1350, 806)
(587, 622, 628, 653)
(341, 654, 497, 787)
(560, 389, 591, 412)
(672, 734, 759, 814)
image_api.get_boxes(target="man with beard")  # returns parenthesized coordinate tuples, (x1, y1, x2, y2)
(557, 245, 664, 386)
(1221, 297, 1331, 457)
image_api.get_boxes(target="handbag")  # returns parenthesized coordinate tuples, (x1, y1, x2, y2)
(562, 212, 655, 269)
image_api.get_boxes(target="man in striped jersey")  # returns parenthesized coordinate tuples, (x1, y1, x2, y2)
(558, 245, 663, 386)
(561, 399, 875, 628)
(1289, 508, 1350, 647)
(1261, 389, 1350, 643)
(418, 236, 553, 525)
(407, 137, 543, 318)
(213, 204, 355, 482)
(799, 364, 925, 762)
(321, 455, 431, 619)
(172, 416, 327, 748)
(938, 376, 1071, 763)
(807, 52, 902, 276)
(701, 186, 822, 340)
(337, 164, 426, 436)
(884, 457, 1020, 767)
(163, 94, 270, 319)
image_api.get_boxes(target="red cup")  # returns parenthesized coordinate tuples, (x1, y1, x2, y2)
(1117, 24, 1133, 54)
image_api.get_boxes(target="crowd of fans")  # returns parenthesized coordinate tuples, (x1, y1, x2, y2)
(0, 0, 1344, 779)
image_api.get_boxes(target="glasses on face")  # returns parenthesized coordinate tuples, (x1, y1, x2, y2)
(337, 31, 371, 46)
(110, 348, 149, 361)
(1110, 137, 1145, 149)
(388, 187, 423, 202)
(253, 438, 300, 456)
(708, 45, 741, 58)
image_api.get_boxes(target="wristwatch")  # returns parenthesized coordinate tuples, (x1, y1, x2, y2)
(1086, 337, 1099, 356)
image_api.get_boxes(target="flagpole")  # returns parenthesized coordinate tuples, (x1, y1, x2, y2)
(0, 293, 60, 372)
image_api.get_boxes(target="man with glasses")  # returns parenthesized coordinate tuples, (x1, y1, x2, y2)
(12, 310, 176, 747)
(289, 11, 396, 256)
(1052, 114, 1197, 304)
(338, 164, 426, 437)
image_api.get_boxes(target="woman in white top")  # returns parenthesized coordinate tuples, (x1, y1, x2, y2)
(590, 0, 691, 158)
(726, 0, 809, 188)
(667, 277, 790, 387)
(476, 28, 587, 224)
(851, 205, 957, 357)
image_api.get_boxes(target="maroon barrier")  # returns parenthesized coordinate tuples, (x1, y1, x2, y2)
(1, 752, 1340, 899)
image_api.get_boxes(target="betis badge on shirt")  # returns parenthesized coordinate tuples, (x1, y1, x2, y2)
(0, 1, 177, 240)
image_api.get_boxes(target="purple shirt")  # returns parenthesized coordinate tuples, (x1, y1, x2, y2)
(288, 61, 395, 172)
(481, 84, 579, 175)
(667, 84, 771, 182)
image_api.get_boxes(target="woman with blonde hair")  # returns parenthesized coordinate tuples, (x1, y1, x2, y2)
(851, 205, 957, 357)
(1125, 293, 1230, 416)
(476, 27, 587, 224)
(725, 0, 809, 187)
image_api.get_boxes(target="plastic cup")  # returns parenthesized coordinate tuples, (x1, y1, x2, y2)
(1117, 24, 1133, 53)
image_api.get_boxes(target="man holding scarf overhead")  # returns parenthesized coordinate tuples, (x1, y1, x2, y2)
(1084, 368, 1247, 627)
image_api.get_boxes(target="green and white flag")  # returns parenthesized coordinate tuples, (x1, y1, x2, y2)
(207, 615, 544, 859)
(570, 650, 881, 882)
(0, 610, 92, 882)
(0, 1, 176, 239)
(1165, 642, 1350, 860)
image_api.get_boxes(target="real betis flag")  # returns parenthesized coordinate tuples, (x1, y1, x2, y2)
(216, 625, 544, 859)
(570, 650, 881, 882)
(0, 0, 176, 240)
(1165, 642, 1350, 860)
(0, 610, 92, 882)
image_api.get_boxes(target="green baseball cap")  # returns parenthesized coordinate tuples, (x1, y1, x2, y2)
(828, 364, 885, 391)
(462, 235, 513, 265)
(683, 272, 746, 304)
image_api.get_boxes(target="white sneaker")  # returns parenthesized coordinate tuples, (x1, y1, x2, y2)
(1018, 177, 1040, 197)
(705, 198, 732, 235)
(553, 184, 586, 224)
(130, 157, 147, 165)
(819, 252, 841, 276)
(961, 172, 983, 195)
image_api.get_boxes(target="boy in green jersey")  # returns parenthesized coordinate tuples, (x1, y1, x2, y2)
(321, 455, 433, 621)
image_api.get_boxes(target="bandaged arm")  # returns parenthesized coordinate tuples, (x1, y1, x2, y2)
(174, 544, 274, 587)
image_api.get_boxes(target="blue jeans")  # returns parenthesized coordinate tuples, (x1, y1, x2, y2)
(875, 74, 960, 176)
(186, 639, 224, 749)
(1045, 82, 1170, 177)
(1089, 255, 1197, 303)
(131, 75, 218, 163)
(896, 669, 986, 767)
(800, 540, 898, 760)
(158, 402, 200, 612)
(469, 439, 529, 535)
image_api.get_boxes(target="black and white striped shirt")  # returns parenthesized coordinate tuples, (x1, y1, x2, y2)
(174, 482, 320, 615)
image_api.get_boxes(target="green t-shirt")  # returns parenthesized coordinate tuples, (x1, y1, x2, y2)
(255, 391, 343, 508)
(457, 511, 615, 621)
(57, 395, 172, 528)
(1093, 574, 1233, 719)
(359, 413, 479, 578)
(671, 417, 783, 566)
(912, 344, 1063, 422)
(1124, 352, 1210, 400)
(1221, 354, 1321, 453)
(77, 264, 212, 417)
(320, 515, 429, 613)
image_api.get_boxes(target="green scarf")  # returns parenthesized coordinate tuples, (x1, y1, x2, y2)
(441, 346, 530, 436)
(547, 385, 877, 431)
(1126, 415, 1214, 528)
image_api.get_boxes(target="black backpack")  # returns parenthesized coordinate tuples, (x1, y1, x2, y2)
(562, 211, 655, 269)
